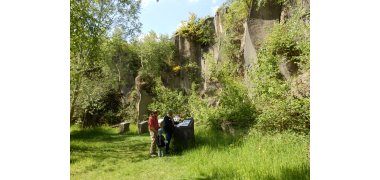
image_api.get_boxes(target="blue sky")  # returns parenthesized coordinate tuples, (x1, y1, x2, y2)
(139, 0, 226, 36)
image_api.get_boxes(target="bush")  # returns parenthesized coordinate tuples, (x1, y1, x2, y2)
(189, 69, 257, 130)
(176, 13, 215, 47)
(79, 88, 123, 127)
(256, 97, 309, 133)
(265, 9, 310, 71)
(119, 88, 139, 123)
(188, 84, 218, 124)
(213, 76, 257, 128)
(138, 31, 175, 78)
(183, 61, 201, 83)
(148, 79, 189, 117)
(218, 0, 252, 73)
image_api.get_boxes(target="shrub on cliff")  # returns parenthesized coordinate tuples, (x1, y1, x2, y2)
(251, 7, 310, 133)
(176, 13, 215, 47)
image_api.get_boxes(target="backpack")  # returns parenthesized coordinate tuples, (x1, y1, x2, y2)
(156, 134, 166, 147)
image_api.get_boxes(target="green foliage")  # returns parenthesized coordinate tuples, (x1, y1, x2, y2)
(213, 76, 257, 127)
(250, 8, 310, 133)
(186, 44, 257, 128)
(202, 51, 217, 80)
(70, 0, 141, 74)
(251, 50, 290, 102)
(70, 0, 141, 126)
(78, 88, 123, 127)
(223, 0, 250, 35)
(219, 0, 252, 72)
(176, 13, 215, 47)
(119, 88, 139, 123)
(188, 84, 218, 124)
(265, 10, 310, 71)
(256, 97, 310, 133)
(189, 61, 257, 129)
(138, 31, 175, 78)
(148, 79, 189, 117)
(254, 0, 287, 10)
(183, 61, 200, 82)
(104, 28, 141, 81)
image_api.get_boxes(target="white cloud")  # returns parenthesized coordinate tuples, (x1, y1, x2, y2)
(211, 5, 219, 15)
(189, 0, 200, 3)
(212, 0, 217, 4)
(141, 0, 155, 7)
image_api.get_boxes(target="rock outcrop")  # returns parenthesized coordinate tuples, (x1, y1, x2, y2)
(133, 0, 310, 122)
(243, 1, 282, 68)
(135, 74, 154, 123)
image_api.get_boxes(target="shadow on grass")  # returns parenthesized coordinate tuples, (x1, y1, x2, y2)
(71, 141, 149, 162)
(194, 125, 251, 149)
(260, 164, 310, 180)
(279, 165, 310, 180)
(170, 125, 251, 154)
(71, 127, 121, 141)
(193, 164, 309, 180)
(70, 126, 149, 142)
(71, 126, 151, 175)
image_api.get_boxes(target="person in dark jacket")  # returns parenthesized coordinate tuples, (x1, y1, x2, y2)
(163, 110, 175, 154)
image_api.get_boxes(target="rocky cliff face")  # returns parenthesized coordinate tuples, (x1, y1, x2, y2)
(134, 0, 310, 122)
(170, 2, 283, 93)
(170, 17, 216, 93)
(175, 35, 202, 92)
(243, 1, 282, 68)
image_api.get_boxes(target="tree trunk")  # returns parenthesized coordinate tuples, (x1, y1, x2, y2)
(70, 76, 82, 124)
(116, 57, 122, 91)
(70, 52, 83, 124)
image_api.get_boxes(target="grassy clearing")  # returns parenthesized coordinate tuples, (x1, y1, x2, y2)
(70, 124, 309, 179)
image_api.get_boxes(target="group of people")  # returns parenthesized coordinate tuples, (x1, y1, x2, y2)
(148, 110, 175, 157)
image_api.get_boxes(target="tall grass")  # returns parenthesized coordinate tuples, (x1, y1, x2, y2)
(71, 124, 309, 179)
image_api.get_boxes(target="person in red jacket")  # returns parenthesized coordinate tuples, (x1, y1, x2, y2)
(148, 110, 159, 156)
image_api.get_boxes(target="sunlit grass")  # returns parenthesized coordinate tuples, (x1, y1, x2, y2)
(70, 124, 309, 179)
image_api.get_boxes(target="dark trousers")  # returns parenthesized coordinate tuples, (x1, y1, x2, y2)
(165, 132, 172, 153)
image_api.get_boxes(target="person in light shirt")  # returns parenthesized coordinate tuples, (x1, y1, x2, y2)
(148, 110, 159, 157)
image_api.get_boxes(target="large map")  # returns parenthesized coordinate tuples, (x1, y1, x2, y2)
(177, 119, 192, 127)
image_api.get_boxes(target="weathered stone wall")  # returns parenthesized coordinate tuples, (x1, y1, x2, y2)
(282, 0, 310, 22)
(173, 33, 203, 93)
(164, 0, 309, 99)
(135, 74, 154, 123)
(243, 1, 282, 68)
(136, 90, 152, 123)
(212, 11, 224, 64)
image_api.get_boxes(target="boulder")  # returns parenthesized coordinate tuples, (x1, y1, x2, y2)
(136, 90, 153, 123)
(138, 121, 149, 134)
(119, 122, 130, 134)
(279, 57, 299, 80)
(290, 70, 310, 98)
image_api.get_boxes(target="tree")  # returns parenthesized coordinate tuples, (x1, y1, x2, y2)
(137, 31, 174, 78)
(70, 0, 141, 123)
(107, 28, 139, 88)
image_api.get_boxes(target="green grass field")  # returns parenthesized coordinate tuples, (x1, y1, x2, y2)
(70, 124, 309, 180)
